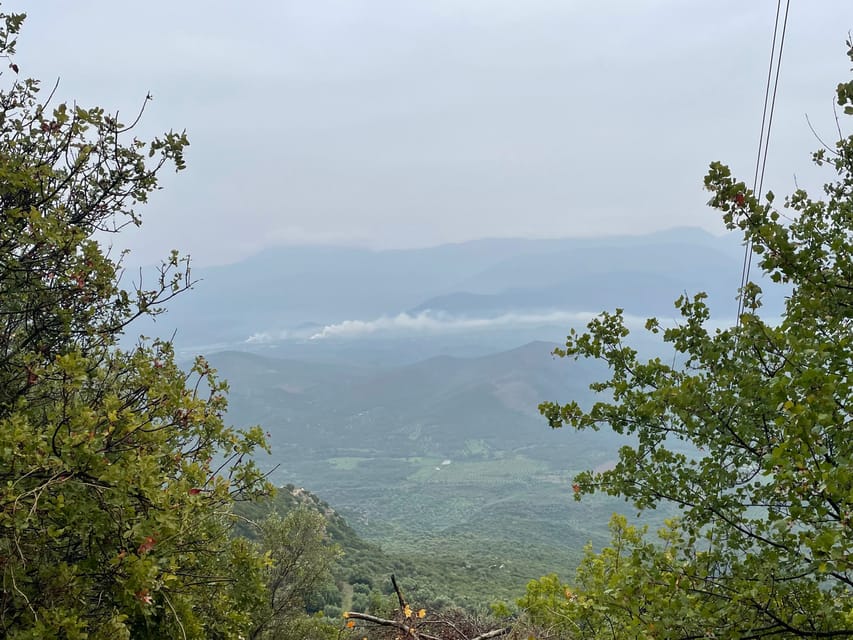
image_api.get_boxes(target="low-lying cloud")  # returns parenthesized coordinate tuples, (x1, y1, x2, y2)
(245, 330, 291, 345)
(307, 310, 656, 340)
(243, 308, 746, 344)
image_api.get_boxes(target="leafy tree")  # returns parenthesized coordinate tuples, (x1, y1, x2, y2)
(535, 43, 853, 638)
(247, 508, 341, 640)
(0, 8, 272, 639)
(520, 516, 725, 639)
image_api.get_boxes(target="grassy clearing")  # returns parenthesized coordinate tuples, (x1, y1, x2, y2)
(327, 456, 369, 470)
(407, 455, 548, 484)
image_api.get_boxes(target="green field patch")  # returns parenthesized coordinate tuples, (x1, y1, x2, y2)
(462, 438, 491, 456)
(408, 455, 548, 484)
(326, 456, 370, 470)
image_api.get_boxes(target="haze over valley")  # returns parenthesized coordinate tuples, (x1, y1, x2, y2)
(153, 225, 774, 601)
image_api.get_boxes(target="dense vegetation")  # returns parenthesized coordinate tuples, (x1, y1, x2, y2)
(211, 344, 639, 609)
(528, 40, 853, 640)
(238, 484, 548, 615)
(0, 9, 338, 639)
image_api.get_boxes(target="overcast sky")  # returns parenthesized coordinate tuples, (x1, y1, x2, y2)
(16, 1, 853, 266)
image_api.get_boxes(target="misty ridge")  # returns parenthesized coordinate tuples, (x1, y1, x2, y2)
(148, 225, 785, 360)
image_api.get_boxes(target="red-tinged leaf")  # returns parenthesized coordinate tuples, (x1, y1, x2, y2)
(137, 536, 156, 555)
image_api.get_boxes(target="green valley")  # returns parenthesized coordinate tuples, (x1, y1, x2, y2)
(213, 343, 652, 610)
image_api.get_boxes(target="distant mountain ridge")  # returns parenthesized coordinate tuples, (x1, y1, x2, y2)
(144, 227, 777, 353)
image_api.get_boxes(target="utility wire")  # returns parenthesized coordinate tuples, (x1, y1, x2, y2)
(737, 0, 792, 325)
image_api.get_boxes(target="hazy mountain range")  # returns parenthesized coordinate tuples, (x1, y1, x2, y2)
(145, 227, 782, 361)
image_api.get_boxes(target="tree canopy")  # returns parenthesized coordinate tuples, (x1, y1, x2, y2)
(532, 42, 853, 638)
(0, 9, 278, 639)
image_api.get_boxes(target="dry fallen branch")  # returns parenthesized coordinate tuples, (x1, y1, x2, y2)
(468, 629, 513, 640)
(345, 611, 441, 640)
(343, 575, 512, 640)
(345, 611, 512, 640)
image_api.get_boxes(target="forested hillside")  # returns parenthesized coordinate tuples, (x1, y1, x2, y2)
(210, 342, 643, 609)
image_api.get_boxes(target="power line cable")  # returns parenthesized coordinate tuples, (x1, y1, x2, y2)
(737, 0, 792, 325)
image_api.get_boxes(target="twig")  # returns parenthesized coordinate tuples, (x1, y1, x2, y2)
(833, 94, 843, 142)
(434, 618, 468, 639)
(470, 627, 513, 640)
(391, 573, 407, 611)
(118, 92, 152, 133)
(804, 113, 838, 155)
(161, 591, 187, 640)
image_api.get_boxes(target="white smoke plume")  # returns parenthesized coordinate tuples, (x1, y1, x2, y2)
(307, 310, 657, 340)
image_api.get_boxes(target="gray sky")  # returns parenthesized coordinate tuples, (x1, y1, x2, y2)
(17, 1, 853, 266)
